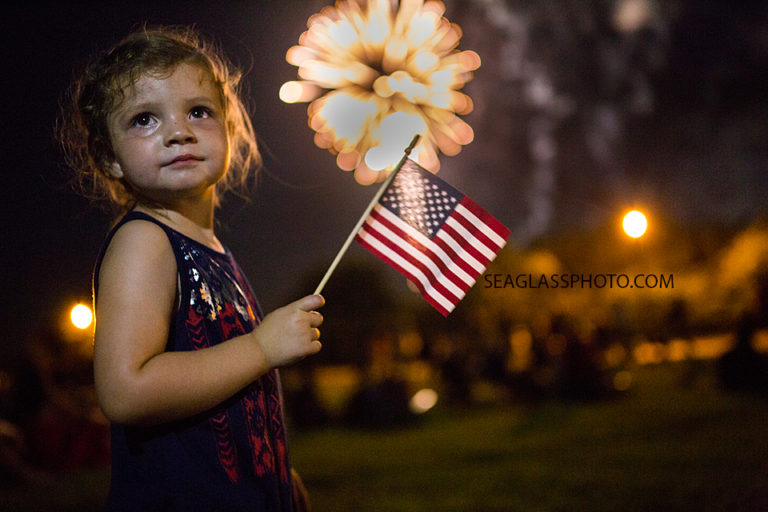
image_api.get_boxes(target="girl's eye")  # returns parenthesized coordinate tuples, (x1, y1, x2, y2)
(190, 106, 212, 119)
(131, 113, 156, 128)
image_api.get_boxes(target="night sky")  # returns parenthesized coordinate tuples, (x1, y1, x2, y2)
(3, 1, 767, 351)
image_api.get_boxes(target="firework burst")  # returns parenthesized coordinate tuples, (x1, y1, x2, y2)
(280, 0, 480, 184)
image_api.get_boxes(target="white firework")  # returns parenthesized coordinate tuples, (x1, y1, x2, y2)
(280, 0, 480, 184)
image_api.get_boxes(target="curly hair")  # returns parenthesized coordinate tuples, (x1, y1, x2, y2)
(58, 25, 260, 216)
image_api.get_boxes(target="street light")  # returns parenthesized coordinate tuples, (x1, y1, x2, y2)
(70, 304, 93, 330)
(622, 210, 647, 238)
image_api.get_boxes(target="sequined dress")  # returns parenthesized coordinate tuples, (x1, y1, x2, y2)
(94, 211, 295, 511)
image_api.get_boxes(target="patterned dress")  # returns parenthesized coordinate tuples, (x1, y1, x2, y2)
(94, 211, 294, 511)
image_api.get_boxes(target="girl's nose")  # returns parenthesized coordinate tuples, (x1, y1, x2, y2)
(165, 119, 196, 145)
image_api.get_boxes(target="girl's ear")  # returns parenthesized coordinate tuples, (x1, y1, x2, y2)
(107, 161, 124, 179)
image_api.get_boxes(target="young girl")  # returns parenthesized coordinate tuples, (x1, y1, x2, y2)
(58, 26, 323, 511)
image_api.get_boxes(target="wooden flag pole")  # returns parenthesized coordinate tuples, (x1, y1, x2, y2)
(313, 134, 421, 295)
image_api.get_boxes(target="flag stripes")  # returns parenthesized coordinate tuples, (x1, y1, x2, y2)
(356, 200, 508, 315)
(354, 158, 509, 315)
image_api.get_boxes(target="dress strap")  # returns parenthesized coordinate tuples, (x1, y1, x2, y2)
(92, 211, 180, 301)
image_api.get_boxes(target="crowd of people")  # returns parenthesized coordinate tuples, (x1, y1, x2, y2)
(3, 302, 766, 483)
(0, 328, 109, 484)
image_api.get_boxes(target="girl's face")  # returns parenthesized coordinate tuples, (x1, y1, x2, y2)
(107, 63, 230, 206)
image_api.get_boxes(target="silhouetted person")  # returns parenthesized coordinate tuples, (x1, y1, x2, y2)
(718, 315, 768, 394)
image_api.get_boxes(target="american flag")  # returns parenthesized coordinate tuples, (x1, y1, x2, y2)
(355, 158, 510, 316)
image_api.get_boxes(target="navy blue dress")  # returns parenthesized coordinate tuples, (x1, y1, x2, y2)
(94, 211, 295, 511)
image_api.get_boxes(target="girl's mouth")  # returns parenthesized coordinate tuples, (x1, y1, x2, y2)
(166, 154, 203, 166)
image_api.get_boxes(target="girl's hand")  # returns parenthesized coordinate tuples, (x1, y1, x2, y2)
(252, 294, 325, 368)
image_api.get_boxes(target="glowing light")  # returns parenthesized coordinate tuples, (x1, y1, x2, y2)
(70, 304, 93, 330)
(409, 388, 438, 414)
(613, 0, 654, 33)
(603, 343, 627, 368)
(279, 81, 323, 103)
(622, 210, 647, 238)
(633, 342, 664, 365)
(667, 338, 691, 362)
(281, 0, 480, 183)
(612, 370, 633, 391)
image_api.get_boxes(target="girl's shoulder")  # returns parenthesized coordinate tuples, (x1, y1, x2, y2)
(97, 213, 177, 292)
(109, 217, 172, 253)
(107, 212, 174, 254)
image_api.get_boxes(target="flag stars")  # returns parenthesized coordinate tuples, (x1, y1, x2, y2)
(382, 163, 463, 238)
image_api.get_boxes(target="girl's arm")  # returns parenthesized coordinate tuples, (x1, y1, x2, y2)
(93, 220, 323, 426)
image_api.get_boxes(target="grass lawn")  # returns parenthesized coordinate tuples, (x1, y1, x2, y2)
(2, 362, 767, 511)
(290, 362, 768, 512)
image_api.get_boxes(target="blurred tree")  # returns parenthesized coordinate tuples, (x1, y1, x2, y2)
(298, 258, 401, 367)
(448, 0, 768, 242)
